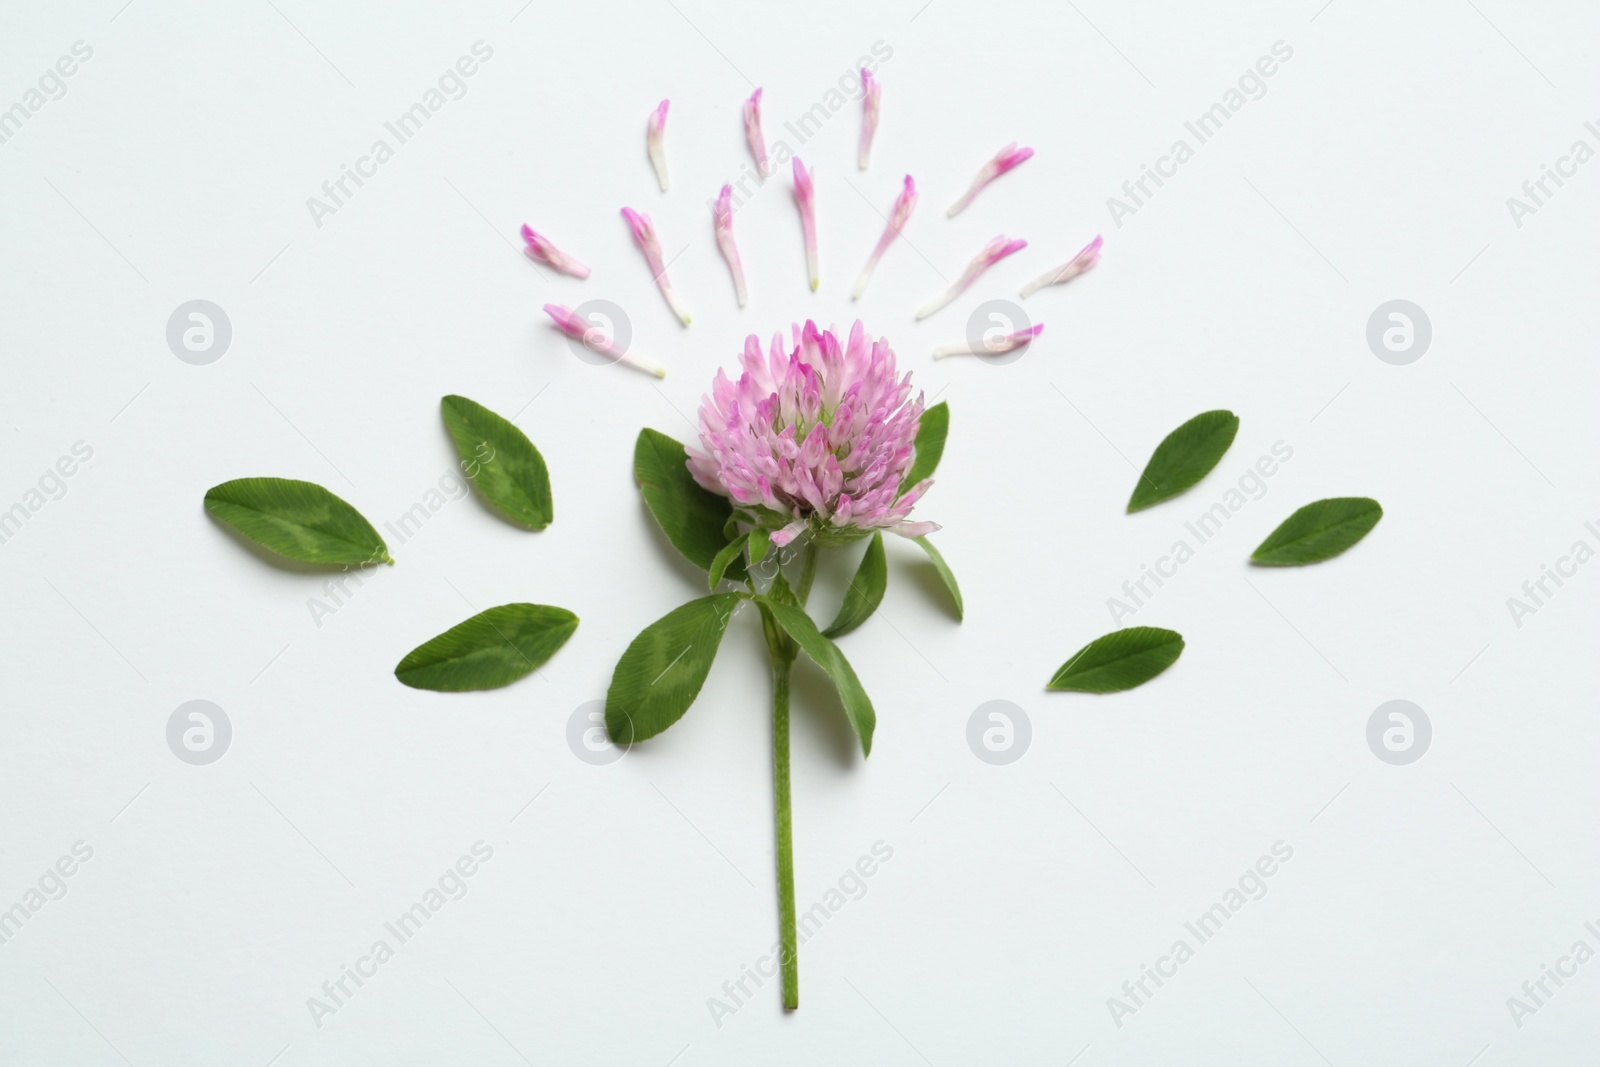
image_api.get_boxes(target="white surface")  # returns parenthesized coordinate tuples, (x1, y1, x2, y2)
(2, 0, 1596, 1063)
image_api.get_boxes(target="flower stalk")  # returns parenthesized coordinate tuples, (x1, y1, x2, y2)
(946, 142, 1033, 217)
(646, 99, 670, 192)
(851, 175, 918, 300)
(914, 234, 1027, 320)
(621, 207, 692, 325)
(1019, 235, 1103, 298)
(793, 158, 820, 292)
(519, 225, 590, 278)
(713, 185, 748, 307)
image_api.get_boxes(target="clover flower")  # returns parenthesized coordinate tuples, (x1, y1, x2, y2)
(688, 321, 938, 547)
(744, 88, 771, 180)
(543, 303, 665, 378)
(851, 175, 918, 300)
(1019, 235, 1103, 298)
(713, 185, 749, 308)
(519, 225, 590, 279)
(914, 234, 1027, 320)
(621, 207, 692, 325)
(933, 322, 1043, 360)
(858, 68, 881, 170)
(946, 142, 1033, 216)
(792, 157, 820, 292)
(646, 99, 670, 191)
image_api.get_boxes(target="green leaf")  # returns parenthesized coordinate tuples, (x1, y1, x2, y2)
(823, 532, 886, 638)
(748, 528, 771, 566)
(763, 601, 876, 756)
(1127, 410, 1240, 512)
(634, 429, 741, 579)
(394, 604, 578, 691)
(204, 477, 391, 566)
(914, 535, 963, 621)
(708, 533, 750, 591)
(607, 594, 742, 745)
(901, 401, 948, 492)
(441, 395, 553, 530)
(1048, 626, 1184, 693)
(1251, 497, 1382, 565)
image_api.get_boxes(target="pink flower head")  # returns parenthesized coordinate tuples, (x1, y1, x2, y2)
(713, 184, 749, 308)
(792, 157, 820, 292)
(744, 88, 771, 180)
(520, 224, 590, 279)
(621, 206, 692, 325)
(851, 175, 918, 300)
(688, 321, 939, 547)
(647, 99, 671, 191)
(859, 69, 881, 170)
(947, 141, 1034, 217)
(915, 234, 1027, 320)
(1019, 235, 1103, 298)
(544, 303, 665, 377)
(934, 322, 1043, 360)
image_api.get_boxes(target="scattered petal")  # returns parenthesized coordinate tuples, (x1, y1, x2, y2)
(520, 225, 590, 279)
(792, 157, 820, 292)
(713, 185, 749, 308)
(621, 207, 692, 326)
(646, 99, 670, 192)
(858, 69, 881, 170)
(915, 234, 1027, 320)
(933, 323, 1043, 360)
(544, 302, 665, 378)
(1019, 235, 1103, 298)
(851, 175, 918, 300)
(947, 142, 1033, 217)
(744, 88, 771, 180)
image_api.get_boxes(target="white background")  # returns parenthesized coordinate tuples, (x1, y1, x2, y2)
(2, 0, 1596, 1063)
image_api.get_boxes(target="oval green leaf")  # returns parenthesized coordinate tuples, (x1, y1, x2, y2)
(763, 601, 876, 756)
(1048, 626, 1184, 693)
(441, 395, 552, 530)
(205, 477, 391, 566)
(1127, 410, 1239, 512)
(1251, 497, 1382, 566)
(901, 401, 948, 493)
(607, 593, 742, 745)
(914, 535, 963, 621)
(823, 532, 887, 638)
(635, 428, 742, 580)
(394, 604, 578, 691)
(708, 533, 750, 591)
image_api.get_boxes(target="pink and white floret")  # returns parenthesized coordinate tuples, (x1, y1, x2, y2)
(1019, 235, 1103, 298)
(621, 207, 692, 325)
(520, 225, 590, 279)
(946, 142, 1033, 217)
(688, 321, 939, 548)
(646, 99, 671, 191)
(915, 234, 1027, 320)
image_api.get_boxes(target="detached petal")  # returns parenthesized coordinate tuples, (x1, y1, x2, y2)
(520, 224, 590, 279)
(947, 142, 1034, 217)
(646, 99, 670, 191)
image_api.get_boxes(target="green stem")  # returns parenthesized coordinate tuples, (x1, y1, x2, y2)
(771, 651, 799, 1009)
(794, 541, 819, 607)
